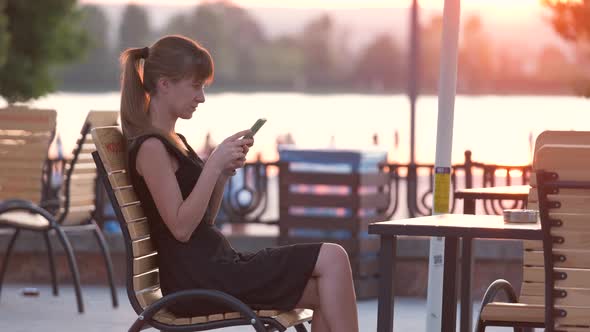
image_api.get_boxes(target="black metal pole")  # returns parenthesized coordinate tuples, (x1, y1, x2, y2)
(407, 0, 420, 216)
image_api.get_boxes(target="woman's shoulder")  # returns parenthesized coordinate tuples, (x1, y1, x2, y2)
(128, 134, 183, 167)
(129, 133, 175, 155)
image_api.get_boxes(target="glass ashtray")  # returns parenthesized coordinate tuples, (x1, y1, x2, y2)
(503, 209, 539, 224)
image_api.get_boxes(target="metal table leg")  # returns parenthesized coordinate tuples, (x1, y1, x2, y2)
(441, 236, 459, 332)
(377, 236, 396, 332)
(460, 237, 473, 332)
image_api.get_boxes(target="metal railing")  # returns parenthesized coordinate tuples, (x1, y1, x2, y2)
(217, 150, 533, 223)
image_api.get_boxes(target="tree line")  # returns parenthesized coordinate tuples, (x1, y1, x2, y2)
(1, 0, 589, 103)
(56, 2, 585, 95)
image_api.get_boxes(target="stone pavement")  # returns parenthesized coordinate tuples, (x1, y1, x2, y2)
(0, 284, 514, 331)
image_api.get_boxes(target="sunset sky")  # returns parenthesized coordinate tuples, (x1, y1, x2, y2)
(81, 0, 542, 10)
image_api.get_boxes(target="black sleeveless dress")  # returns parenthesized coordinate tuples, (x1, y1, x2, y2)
(128, 134, 322, 317)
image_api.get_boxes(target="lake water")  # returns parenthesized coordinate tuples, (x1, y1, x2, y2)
(19, 92, 590, 165)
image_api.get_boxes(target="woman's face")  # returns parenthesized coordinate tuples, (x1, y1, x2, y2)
(166, 77, 206, 120)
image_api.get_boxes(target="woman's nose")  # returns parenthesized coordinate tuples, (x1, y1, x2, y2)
(195, 90, 205, 103)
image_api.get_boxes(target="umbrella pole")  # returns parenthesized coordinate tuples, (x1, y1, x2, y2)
(426, 0, 461, 330)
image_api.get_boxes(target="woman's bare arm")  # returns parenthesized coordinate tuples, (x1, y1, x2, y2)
(206, 175, 229, 225)
(136, 138, 221, 242)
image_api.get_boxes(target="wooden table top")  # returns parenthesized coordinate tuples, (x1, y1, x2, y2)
(369, 214, 542, 240)
(454, 185, 531, 200)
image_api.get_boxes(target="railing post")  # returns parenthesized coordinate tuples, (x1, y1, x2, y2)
(464, 150, 473, 189)
(407, 163, 418, 217)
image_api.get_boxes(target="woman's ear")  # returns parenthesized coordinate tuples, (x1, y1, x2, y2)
(157, 77, 170, 94)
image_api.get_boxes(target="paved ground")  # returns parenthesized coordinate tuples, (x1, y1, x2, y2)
(0, 285, 518, 331)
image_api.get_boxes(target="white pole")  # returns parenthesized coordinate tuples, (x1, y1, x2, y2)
(425, 0, 461, 331)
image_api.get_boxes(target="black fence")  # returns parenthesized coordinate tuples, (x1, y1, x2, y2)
(217, 150, 533, 224)
(77, 149, 532, 228)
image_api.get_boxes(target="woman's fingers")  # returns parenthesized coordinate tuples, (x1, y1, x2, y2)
(227, 129, 252, 142)
(233, 138, 254, 146)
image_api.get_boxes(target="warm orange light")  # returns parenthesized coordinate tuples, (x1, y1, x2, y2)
(544, 0, 584, 4)
(81, 0, 545, 10)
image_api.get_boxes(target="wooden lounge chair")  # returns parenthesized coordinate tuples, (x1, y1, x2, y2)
(476, 143, 590, 331)
(0, 106, 84, 313)
(51, 110, 119, 307)
(91, 126, 313, 332)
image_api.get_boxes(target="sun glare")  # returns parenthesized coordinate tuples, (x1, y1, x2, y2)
(82, 0, 544, 10)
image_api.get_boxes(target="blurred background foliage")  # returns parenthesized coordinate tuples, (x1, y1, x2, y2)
(1, 0, 590, 101)
(0, 0, 88, 103)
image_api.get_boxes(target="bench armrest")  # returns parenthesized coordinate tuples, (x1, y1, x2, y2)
(129, 289, 267, 332)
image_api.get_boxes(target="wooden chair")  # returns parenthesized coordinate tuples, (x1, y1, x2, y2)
(277, 151, 390, 298)
(0, 106, 84, 313)
(529, 130, 590, 186)
(91, 126, 313, 332)
(476, 144, 590, 331)
(50, 110, 119, 307)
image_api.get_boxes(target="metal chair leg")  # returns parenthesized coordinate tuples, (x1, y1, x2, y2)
(475, 320, 486, 332)
(43, 231, 59, 296)
(91, 220, 118, 308)
(294, 323, 308, 332)
(53, 226, 84, 313)
(0, 229, 20, 300)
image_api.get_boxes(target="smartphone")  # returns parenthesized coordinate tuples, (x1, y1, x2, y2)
(245, 118, 267, 138)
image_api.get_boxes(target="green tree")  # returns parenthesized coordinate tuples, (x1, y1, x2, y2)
(543, 0, 590, 96)
(355, 34, 404, 91)
(161, 13, 189, 37)
(0, 0, 88, 103)
(543, 0, 590, 43)
(253, 36, 304, 88)
(0, 0, 9, 68)
(160, 1, 265, 86)
(301, 14, 337, 87)
(118, 4, 151, 52)
(458, 15, 494, 93)
(536, 45, 574, 82)
(420, 15, 443, 93)
(58, 5, 117, 90)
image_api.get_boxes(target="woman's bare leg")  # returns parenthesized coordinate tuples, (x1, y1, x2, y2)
(295, 277, 330, 332)
(312, 243, 358, 332)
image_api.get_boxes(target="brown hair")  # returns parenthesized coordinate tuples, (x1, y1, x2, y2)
(119, 35, 214, 153)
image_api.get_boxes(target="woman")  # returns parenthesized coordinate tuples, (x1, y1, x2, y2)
(120, 35, 358, 332)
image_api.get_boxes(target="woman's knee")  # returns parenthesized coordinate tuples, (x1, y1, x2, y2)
(315, 243, 351, 275)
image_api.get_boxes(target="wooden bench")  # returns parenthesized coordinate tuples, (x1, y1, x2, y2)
(0, 106, 84, 313)
(91, 126, 313, 332)
(52, 110, 120, 308)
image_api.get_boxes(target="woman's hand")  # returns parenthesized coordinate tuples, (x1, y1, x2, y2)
(223, 135, 255, 176)
(208, 129, 253, 175)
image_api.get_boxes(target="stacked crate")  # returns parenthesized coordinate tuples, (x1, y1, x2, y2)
(277, 148, 390, 298)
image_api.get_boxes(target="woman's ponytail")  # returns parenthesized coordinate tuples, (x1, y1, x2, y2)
(119, 47, 151, 140)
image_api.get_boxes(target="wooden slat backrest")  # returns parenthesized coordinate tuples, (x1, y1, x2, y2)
(530, 131, 590, 186)
(534, 144, 590, 329)
(60, 111, 119, 225)
(91, 126, 161, 306)
(521, 134, 590, 304)
(279, 164, 389, 221)
(534, 131, 590, 161)
(0, 107, 56, 203)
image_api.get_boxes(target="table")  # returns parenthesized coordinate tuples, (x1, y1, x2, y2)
(369, 214, 542, 332)
(453, 185, 530, 332)
(454, 185, 531, 215)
